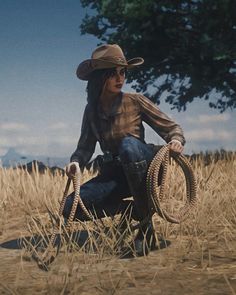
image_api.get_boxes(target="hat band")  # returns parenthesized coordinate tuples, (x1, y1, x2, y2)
(99, 55, 128, 65)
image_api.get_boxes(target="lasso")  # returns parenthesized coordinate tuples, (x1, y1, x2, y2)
(146, 144, 197, 224)
(35, 144, 197, 270)
(35, 172, 93, 270)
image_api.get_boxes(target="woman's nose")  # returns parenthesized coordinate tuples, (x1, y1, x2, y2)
(115, 72, 123, 81)
(116, 74, 121, 81)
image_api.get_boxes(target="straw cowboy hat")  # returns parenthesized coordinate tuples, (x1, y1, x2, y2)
(76, 44, 144, 80)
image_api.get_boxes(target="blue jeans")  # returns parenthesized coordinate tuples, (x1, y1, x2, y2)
(62, 136, 158, 221)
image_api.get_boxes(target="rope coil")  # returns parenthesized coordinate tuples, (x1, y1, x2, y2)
(36, 171, 93, 270)
(147, 144, 197, 224)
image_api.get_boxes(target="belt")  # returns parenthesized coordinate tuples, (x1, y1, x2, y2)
(96, 151, 121, 166)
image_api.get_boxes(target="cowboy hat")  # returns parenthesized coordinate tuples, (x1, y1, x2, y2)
(76, 44, 144, 80)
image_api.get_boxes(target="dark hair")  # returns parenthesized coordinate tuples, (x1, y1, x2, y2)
(86, 67, 127, 123)
(85, 68, 113, 125)
(86, 69, 108, 105)
(86, 67, 126, 104)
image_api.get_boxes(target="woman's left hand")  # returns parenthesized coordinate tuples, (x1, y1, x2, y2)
(169, 139, 184, 154)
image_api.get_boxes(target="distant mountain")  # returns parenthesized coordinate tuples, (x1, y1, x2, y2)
(0, 148, 69, 168)
(0, 147, 29, 167)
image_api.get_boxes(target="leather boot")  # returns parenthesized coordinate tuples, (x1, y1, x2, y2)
(123, 160, 149, 220)
(130, 219, 157, 257)
(122, 160, 156, 257)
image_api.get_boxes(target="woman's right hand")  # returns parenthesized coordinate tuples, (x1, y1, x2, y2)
(65, 162, 80, 178)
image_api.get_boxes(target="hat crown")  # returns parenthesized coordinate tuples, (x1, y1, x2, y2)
(91, 44, 126, 61)
(76, 43, 144, 80)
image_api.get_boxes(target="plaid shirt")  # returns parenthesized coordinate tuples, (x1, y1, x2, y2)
(70, 92, 185, 168)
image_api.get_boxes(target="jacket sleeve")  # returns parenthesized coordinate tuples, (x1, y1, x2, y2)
(70, 105, 97, 169)
(137, 94, 186, 145)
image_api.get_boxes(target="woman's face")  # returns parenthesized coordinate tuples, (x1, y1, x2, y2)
(103, 66, 126, 95)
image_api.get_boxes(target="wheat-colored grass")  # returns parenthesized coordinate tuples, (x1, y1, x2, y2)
(0, 154, 236, 295)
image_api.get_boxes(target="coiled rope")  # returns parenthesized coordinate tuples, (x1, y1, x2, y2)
(36, 171, 93, 270)
(36, 144, 197, 269)
(146, 144, 197, 224)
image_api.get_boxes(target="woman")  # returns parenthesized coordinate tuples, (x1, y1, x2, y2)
(63, 44, 185, 257)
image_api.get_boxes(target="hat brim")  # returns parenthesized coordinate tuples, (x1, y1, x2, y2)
(76, 57, 144, 80)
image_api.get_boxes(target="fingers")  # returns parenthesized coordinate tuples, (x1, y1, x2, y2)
(65, 162, 80, 178)
(169, 140, 184, 154)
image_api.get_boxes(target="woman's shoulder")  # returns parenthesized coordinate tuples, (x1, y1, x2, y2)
(122, 91, 143, 102)
(122, 91, 150, 104)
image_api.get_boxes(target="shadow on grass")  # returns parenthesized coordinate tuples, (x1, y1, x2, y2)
(0, 230, 171, 254)
(0, 230, 89, 250)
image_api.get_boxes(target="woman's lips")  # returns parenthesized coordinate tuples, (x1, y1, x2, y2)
(116, 84, 122, 88)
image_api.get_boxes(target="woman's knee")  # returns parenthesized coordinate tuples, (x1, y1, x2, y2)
(119, 136, 143, 163)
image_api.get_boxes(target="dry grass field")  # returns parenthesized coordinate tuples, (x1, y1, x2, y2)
(0, 153, 236, 295)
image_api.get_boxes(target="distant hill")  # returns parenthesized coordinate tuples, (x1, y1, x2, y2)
(0, 148, 69, 168)
(17, 160, 65, 176)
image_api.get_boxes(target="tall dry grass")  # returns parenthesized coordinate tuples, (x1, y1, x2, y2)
(0, 153, 236, 294)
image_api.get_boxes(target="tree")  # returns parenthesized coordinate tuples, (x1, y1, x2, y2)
(80, 0, 236, 112)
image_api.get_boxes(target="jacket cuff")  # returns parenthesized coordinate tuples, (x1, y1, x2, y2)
(70, 156, 80, 164)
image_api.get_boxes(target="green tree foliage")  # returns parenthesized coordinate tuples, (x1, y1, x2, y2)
(80, 0, 236, 112)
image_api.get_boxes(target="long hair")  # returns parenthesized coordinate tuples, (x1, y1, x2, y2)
(87, 69, 115, 104)
(86, 68, 116, 122)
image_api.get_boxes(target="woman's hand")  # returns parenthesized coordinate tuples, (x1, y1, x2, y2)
(65, 162, 80, 178)
(169, 139, 184, 154)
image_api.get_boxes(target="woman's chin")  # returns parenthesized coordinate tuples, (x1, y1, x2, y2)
(110, 89, 122, 95)
(114, 87, 123, 92)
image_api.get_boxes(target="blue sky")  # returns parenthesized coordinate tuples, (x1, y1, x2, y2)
(0, 0, 235, 159)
